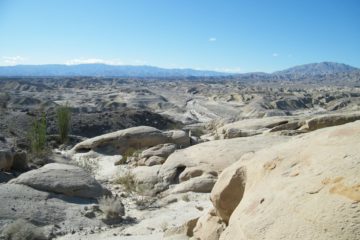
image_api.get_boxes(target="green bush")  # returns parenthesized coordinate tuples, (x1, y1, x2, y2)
(28, 113, 47, 155)
(56, 103, 71, 143)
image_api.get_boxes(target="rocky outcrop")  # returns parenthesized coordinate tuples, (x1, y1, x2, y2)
(218, 120, 360, 239)
(10, 163, 107, 199)
(158, 135, 288, 187)
(0, 183, 105, 235)
(140, 143, 176, 159)
(71, 126, 190, 154)
(271, 97, 313, 111)
(300, 111, 360, 131)
(164, 217, 198, 239)
(216, 117, 291, 139)
(167, 174, 217, 194)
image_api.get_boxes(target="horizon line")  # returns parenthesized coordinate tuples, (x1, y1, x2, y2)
(0, 61, 359, 75)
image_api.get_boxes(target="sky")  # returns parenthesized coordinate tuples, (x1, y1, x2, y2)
(0, 0, 359, 73)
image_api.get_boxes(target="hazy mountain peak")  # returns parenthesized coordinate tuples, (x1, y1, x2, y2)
(274, 62, 359, 75)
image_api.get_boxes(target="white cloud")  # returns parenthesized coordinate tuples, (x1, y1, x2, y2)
(1, 56, 26, 65)
(65, 58, 123, 65)
(209, 37, 217, 42)
(272, 53, 279, 57)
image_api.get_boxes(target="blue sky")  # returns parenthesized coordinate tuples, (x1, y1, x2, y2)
(0, 0, 359, 72)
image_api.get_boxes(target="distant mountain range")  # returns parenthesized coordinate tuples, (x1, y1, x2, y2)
(0, 64, 225, 77)
(0, 62, 358, 77)
(274, 62, 359, 76)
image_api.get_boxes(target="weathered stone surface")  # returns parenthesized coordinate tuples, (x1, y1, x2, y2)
(191, 208, 226, 240)
(300, 112, 360, 131)
(164, 217, 198, 238)
(220, 121, 360, 240)
(140, 143, 176, 159)
(159, 135, 288, 186)
(144, 156, 165, 166)
(71, 126, 190, 154)
(0, 184, 104, 234)
(269, 120, 304, 132)
(131, 165, 161, 186)
(168, 175, 217, 194)
(165, 130, 190, 147)
(10, 163, 107, 199)
(179, 167, 206, 182)
(210, 164, 246, 224)
(216, 117, 292, 139)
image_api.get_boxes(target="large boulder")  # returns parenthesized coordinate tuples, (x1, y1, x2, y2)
(0, 183, 105, 235)
(158, 135, 288, 186)
(71, 126, 190, 154)
(220, 120, 360, 240)
(210, 163, 246, 224)
(10, 163, 107, 199)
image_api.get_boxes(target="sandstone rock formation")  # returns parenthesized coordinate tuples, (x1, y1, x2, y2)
(300, 111, 360, 131)
(200, 121, 360, 240)
(71, 126, 190, 154)
(10, 163, 107, 199)
(0, 184, 105, 235)
(158, 135, 289, 187)
(210, 164, 246, 223)
(191, 208, 226, 240)
(216, 117, 292, 139)
(140, 143, 177, 159)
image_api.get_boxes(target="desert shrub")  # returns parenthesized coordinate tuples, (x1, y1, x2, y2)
(114, 171, 137, 193)
(181, 194, 190, 202)
(73, 158, 99, 174)
(28, 112, 47, 156)
(56, 103, 71, 143)
(98, 196, 125, 220)
(0, 219, 47, 240)
(121, 147, 143, 163)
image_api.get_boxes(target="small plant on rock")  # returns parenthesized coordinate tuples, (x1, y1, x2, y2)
(98, 196, 125, 220)
(56, 103, 71, 144)
(121, 147, 143, 163)
(114, 171, 137, 193)
(28, 112, 47, 156)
